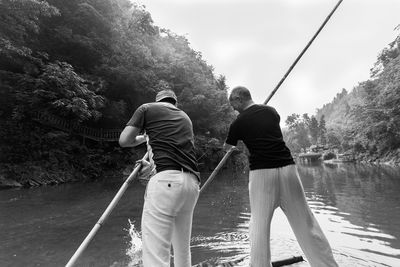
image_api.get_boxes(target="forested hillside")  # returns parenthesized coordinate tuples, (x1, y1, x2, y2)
(2, 1, 398, 188)
(0, 0, 235, 187)
(284, 28, 400, 164)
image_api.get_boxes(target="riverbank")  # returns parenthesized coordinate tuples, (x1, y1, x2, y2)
(2, 147, 399, 190)
(354, 149, 400, 166)
(0, 161, 120, 189)
(0, 137, 235, 190)
(319, 148, 400, 166)
(0, 142, 144, 189)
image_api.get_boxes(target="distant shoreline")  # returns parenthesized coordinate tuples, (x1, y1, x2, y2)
(2, 153, 400, 190)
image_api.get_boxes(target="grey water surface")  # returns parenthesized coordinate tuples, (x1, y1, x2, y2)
(1, 162, 400, 267)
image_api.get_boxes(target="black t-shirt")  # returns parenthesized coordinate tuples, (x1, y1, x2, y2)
(225, 104, 294, 170)
(127, 102, 200, 180)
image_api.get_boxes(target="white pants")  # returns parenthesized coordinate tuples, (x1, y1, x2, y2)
(141, 170, 200, 267)
(249, 165, 338, 267)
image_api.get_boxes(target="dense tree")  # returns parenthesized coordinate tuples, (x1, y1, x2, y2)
(325, 128, 341, 149)
(285, 113, 311, 152)
(284, 112, 331, 153)
(0, 0, 60, 45)
(0, 0, 235, 185)
(308, 116, 319, 144)
(318, 115, 327, 145)
(313, 27, 400, 160)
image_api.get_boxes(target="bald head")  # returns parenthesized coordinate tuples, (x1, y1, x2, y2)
(229, 86, 254, 113)
(229, 86, 252, 102)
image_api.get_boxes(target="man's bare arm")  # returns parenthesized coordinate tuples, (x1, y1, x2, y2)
(119, 126, 147, 147)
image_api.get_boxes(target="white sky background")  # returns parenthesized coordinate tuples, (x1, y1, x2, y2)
(139, 0, 400, 124)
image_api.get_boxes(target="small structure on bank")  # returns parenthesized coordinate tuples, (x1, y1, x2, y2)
(298, 144, 326, 163)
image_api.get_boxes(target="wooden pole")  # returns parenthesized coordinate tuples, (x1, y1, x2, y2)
(272, 256, 304, 267)
(200, 0, 345, 193)
(65, 2, 343, 265)
(65, 152, 149, 267)
(199, 148, 234, 193)
(264, 0, 344, 105)
(196, 2, 344, 265)
(193, 255, 304, 267)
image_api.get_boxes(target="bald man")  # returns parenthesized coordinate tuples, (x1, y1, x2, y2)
(223, 86, 338, 267)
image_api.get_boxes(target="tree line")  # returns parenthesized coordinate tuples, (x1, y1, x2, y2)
(1, 0, 398, 186)
(0, 0, 235, 185)
(284, 28, 400, 163)
(284, 113, 326, 153)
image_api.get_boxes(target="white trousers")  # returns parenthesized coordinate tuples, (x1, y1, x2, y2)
(141, 170, 200, 267)
(249, 165, 338, 267)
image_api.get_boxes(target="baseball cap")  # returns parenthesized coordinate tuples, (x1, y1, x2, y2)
(155, 90, 177, 103)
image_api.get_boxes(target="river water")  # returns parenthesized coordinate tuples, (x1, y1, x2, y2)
(1, 162, 400, 267)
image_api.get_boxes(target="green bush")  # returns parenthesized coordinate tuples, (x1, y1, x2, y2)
(323, 151, 336, 160)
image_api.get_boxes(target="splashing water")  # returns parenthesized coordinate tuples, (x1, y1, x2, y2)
(125, 219, 143, 267)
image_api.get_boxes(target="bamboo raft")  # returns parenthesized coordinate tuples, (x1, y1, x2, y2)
(193, 255, 304, 266)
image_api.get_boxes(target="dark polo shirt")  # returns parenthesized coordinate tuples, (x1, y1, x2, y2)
(127, 102, 200, 181)
(226, 104, 294, 170)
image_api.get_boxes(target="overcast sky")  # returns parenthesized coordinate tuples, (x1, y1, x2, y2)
(140, 0, 400, 123)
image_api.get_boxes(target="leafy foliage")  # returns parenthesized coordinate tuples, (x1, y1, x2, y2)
(0, 0, 235, 184)
(0, 0, 60, 45)
(308, 27, 400, 160)
(284, 113, 327, 153)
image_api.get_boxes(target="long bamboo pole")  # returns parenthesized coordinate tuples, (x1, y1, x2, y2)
(197, 2, 343, 265)
(65, 2, 343, 266)
(199, 148, 234, 193)
(200, 0, 344, 194)
(65, 152, 149, 267)
(264, 0, 344, 105)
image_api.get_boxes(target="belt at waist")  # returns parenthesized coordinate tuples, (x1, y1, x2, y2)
(157, 166, 201, 182)
(160, 166, 189, 172)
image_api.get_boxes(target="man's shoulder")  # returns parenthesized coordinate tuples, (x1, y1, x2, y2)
(252, 104, 275, 111)
(136, 103, 151, 110)
(141, 102, 167, 113)
(145, 102, 189, 119)
(144, 102, 159, 108)
(236, 104, 278, 123)
(245, 104, 277, 115)
(146, 102, 178, 110)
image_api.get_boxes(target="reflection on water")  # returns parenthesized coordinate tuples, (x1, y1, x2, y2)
(296, 162, 400, 267)
(1, 162, 400, 266)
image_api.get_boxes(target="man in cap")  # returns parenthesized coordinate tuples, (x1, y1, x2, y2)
(223, 86, 338, 267)
(119, 89, 200, 267)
